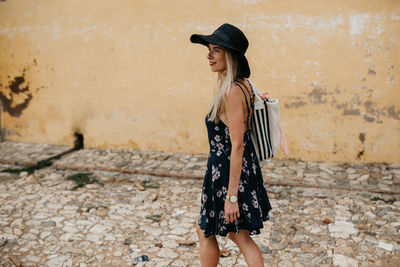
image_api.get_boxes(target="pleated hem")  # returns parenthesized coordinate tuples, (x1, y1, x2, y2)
(199, 214, 270, 238)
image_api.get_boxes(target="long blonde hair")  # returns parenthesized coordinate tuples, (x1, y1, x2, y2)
(208, 49, 240, 122)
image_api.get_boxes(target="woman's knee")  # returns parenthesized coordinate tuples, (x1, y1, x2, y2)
(195, 224, 207, 240)
(228, 230, 250, 244)
(196, 224, 218, 243)
(195, 224, 202, 235)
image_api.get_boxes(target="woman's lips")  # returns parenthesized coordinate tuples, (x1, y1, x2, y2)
(209, 62, 216, 66)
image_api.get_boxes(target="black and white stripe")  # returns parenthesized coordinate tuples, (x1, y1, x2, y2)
(251, 100, 273, 160)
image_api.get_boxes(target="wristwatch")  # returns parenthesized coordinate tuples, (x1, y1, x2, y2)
(226, 194, 238, 203)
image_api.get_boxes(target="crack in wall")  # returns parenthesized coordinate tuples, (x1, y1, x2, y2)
(357, 132, 366, 159)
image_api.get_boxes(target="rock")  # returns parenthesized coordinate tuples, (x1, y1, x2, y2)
(86, 233, 103, 244)
(41, 220, 56, 227)
(173, 209, 186, 216)
(13, 228, 22, 236)
(150, 193, 158, 201)
(163, 240, 179, 249)
(26, 255, 41, 263)
(170, 228, 189, 235)
(123, 238, 131, 245)
(9, 255, 22, 267)
(319, 166, 334, 175)
(89, 224, 111, 234)
(334, 246, 354, 257)
(378, 241, 393, 251)
(177, 240, 195, 246)
(0, 238, 7, 247)
(367, 176, 379, 185)
(146, 214, 162, 222)
(157, 248, 178, 258)
(132, 255, 149, 265)
(332, 254, 358, 267)
(266, 173, 284, 179)
(329, 221, 358, 238)
(322, 218, 331, 224)
(351, 236, 362, 243)
(357, 174, 369, 182)
(104, 233, 115, 241)
(40, 231, 52, 239)
(133, 181, 145, 191)
(46, 255, 70, 267)
(370, 173, 383, 179)
(220, 249, 230, 257)
(60, 246, 82, 254)
(259, 244, 271, 254)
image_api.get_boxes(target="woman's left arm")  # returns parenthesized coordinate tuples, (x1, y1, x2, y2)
(224, 83, 246, 224)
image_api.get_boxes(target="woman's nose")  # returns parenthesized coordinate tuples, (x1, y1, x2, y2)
(207, 51, 212, 59)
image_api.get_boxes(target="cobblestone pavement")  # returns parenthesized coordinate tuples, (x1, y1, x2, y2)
(0, 141, 399, 267)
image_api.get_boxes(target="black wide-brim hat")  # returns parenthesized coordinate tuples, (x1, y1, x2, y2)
(190, 23, 250, 78)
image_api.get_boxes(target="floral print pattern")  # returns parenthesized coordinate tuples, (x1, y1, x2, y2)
(198, 116, 272, 237)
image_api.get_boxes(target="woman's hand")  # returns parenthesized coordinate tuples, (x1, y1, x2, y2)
(224, 199, 240, 224)
(258, 92, 272, 100)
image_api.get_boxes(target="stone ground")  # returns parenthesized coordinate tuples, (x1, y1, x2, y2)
(0, 141, 399, 267)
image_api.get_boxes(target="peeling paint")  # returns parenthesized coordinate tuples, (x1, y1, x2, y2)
(284, 101, 307, 109)
(343, 109, 361, 116)
(286, 84, 398, 124)
(0, 74, 33, 117)
(308, 85, 328, 104)
(387, 106, 400, 120)
(349, 13, 370, 35)
(362, 114, 376, 123)
(364, 101, 382, 118)
(0, 63, 39, 118)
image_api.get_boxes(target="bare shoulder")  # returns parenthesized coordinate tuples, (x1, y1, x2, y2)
(226, 82, 244, 102)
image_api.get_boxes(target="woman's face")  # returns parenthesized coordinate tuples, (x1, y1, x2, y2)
(207, 44, 226, 74)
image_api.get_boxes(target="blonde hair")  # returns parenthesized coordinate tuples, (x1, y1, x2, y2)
(208, 49, 240, 122)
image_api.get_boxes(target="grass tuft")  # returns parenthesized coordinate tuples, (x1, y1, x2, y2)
(142, 180, 160, 189)
(66, 172, 104, 191)
(371, 196, 395, 204)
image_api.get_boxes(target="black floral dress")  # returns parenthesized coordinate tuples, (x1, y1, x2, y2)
(198, 81, 272, 238)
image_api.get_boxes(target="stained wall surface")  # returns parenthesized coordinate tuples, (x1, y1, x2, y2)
(0, 0, 399, 163)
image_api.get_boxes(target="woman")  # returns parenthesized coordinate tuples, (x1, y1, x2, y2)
(190, 23, 272, 267)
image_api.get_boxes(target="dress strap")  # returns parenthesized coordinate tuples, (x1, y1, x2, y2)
(234, 80, 253, 130)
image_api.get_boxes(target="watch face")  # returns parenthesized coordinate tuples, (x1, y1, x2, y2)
(230, 196, 238, 202)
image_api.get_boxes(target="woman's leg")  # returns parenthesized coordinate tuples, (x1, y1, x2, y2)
(228, 230, 264, 267)
(195, 224, 220, 267)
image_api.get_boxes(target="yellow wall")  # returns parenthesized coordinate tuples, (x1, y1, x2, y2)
(0, 0, 399, 163)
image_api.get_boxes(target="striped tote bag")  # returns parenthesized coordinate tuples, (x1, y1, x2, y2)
(248, 80, 281, 160)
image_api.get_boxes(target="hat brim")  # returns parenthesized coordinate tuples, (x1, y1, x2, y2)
(190, 34, 239, 52)
(190, 33, 250, 78)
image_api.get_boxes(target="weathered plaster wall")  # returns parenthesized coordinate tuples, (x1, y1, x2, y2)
(0, 0, 399, 163)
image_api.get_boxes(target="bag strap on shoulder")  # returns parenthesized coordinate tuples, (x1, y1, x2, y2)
(234, 80, 254, 129)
